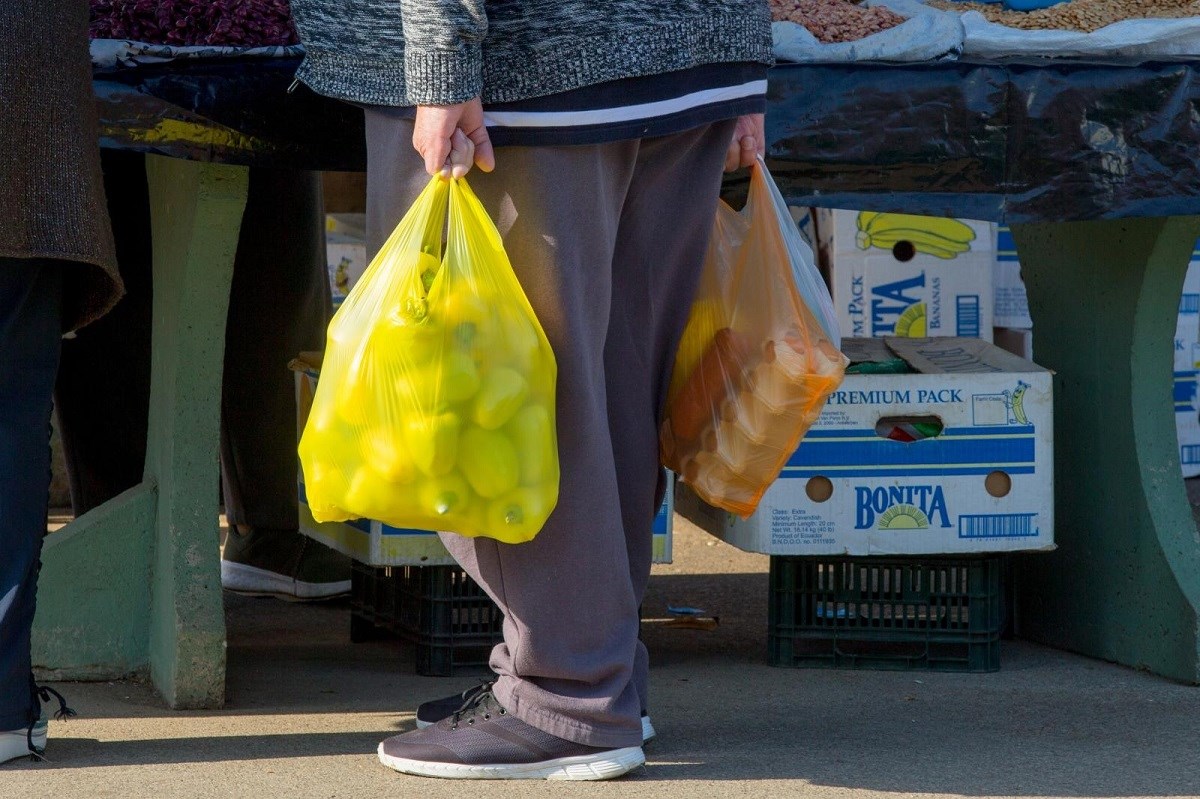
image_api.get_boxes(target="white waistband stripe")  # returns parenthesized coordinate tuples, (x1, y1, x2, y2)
(482, 79, 769, 129)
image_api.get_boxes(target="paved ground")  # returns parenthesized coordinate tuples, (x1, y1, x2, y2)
(8, 519, 1200, 798)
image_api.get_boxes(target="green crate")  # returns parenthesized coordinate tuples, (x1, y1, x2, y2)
(768, 555, 1003, 672)
(350, 561, 503, 677)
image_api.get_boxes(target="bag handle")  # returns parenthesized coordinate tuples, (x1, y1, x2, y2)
(749, 159, 842, 345)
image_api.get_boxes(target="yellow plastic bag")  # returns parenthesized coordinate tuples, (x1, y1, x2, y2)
(660, 161, 847, 518)
(299, 177, 559, 544)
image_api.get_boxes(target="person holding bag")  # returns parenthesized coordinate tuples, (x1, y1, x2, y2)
(290, 0, 772, 780)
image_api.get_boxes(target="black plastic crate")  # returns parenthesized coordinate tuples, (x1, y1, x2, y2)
(769, 555, 1003, 672)
(350, 561, 504, 677)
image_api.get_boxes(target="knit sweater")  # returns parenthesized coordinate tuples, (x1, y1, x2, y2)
(289, 1, 772, 107)
(0, 1, 121, 331)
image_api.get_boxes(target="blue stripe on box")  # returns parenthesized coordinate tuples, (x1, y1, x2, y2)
(1174, 372, 1197, 406)
(380, 525, 438, 537)
(652, 497, 670, 535)
(788, 436, 1035, 469)
(781, 465, 1036, 478)
(803, 425, 1035, 439)
(997, 227, 1018, 262)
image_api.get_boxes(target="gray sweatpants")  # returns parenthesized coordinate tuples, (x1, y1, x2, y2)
(366, 113, 735, 749)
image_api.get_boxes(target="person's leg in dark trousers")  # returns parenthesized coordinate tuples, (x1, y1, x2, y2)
(602, 121, 737, 720)
(365, 114, 733, 748)
(0, 261, 63, 756)
(54, 150, 152, 514)
(218, 167, 347, 598)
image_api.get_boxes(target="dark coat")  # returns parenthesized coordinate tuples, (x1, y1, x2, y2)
(1, 0, 122, 330)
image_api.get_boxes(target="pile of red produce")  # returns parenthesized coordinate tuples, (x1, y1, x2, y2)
(90, 0, 300, 47)
(769, 0, 907, 43)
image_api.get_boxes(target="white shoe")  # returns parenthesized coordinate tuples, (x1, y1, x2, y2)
(221, 560, 351, 600)
(641, 715, 656, 744)
(1, 719, 46, 765)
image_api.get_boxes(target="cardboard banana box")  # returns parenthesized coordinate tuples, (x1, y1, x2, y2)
(817, 210, 996, 343)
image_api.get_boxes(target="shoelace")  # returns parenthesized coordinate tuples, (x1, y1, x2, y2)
(450, 685, 506, 730)
(458, 679, 494, 705)
(25, 685, 77, 761)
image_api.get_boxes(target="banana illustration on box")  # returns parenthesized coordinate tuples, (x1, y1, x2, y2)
(334, 257, 352, 295)
(855, 212, 976, 260)
(1003, 380, 1031, 425)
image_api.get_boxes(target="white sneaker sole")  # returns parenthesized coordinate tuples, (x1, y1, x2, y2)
(221, 561, 350, 601)
(377, 743, 644, 781)
(415, 714, 657, 745)
(2, 722, 47, 764)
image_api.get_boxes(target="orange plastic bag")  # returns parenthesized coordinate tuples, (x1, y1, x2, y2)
(660, 161, 847, 518)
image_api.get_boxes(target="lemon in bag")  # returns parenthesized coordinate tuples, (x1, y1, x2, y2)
(459, 426, 521, 500)
(473, 367, 528, 430)
(403, 411, 462, 478)
(418, 472, 472, 517)
(486, 487, 556, 543)
(507, 404, 556, 487)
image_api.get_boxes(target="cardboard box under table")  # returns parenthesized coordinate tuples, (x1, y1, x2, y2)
(994, 226, 1033, 330)
(677, 337, 1055, 557)
(324, 213, 367, 307)
(816, 210, 996, 342)
(1175, 257, 1200, 478)
(292, 357, 673, 566)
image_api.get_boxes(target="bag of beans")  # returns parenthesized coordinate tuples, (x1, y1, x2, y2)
(771, 0, 964, 63)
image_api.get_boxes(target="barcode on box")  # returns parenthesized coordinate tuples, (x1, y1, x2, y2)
(1181, 293, 1200, 315)
(959, 513, 1037, 539)
(1182, 445, 1200, 465)
(956, 295, 981, 338)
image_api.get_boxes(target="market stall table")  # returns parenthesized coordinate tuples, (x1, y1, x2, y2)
(35, 56, 1200, 708)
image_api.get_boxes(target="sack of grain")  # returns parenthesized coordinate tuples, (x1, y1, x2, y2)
(927, 0, 1200, 59)
(772, 0, 965, 63)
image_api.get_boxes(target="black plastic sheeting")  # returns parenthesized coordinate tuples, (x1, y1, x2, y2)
(95, 58, 366, 171)
(759, 60, 1200, 223)
(96, 57, 1200, 223)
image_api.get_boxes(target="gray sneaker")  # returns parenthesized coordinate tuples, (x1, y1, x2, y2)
(221, 526, 351, 601)
(415, 680, 656, 744)
(379, 689, 644, 780)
